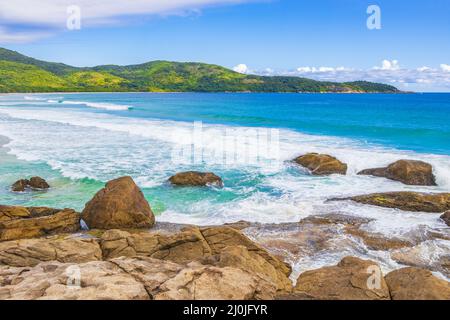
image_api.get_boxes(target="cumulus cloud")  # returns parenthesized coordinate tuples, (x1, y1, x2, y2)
(253, 60, 450, 91)
(0, 0, 252, 43)
(233, 63, 250, 74)
(440, 64, 450, 72)
(374, 59, 400, 71)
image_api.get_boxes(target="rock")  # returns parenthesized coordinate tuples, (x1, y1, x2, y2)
(81, 176, 155, 229)
(100, 227, 211, 263)
(168, 171, 223, 187)
(358, 160, 436, 186)
(11, 177, 50, 192)
(385, 267, 450, 300)
(11, 179, 28, 192)
(0, 208, 80, 241)
(28, 177, 50, 189)
(0, 237, 102, 267)
(441, 211, 450, 226)
(0, 256, 277, 300)
(390, 241, 450, 278)
(155, 264, 276, 300)
(0, 260, 150, 300)
(344, 227, 412, 251)
(334, 192, 450, 213)
(202, 245, 292, 293)
(294, 256, 390, 300)
(293, 153, 347, 175)
(100, 226, 292, 293)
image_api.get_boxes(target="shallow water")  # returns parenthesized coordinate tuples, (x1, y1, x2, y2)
(0, 93, 449, 279)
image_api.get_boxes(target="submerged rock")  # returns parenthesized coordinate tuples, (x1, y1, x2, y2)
(168, 171, 223, 187)
(358, 160, 436, 186)
(81, 176, 155, 229)
(441, 211, 450, 226)
(0, 206, 80, 241)
(294, 256, 390, 300)
(11, 177, 50, 192)
(333, 191, 450, 213)
(292, 153, 347, 175)
(385, 267, 450, 300)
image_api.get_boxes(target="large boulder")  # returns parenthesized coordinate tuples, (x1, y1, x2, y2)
(294, 256, 390, 300)
(81, 176, 155, 229)
(100, 226, 292, 293)
(385, 267, 450, 300)
(333, 192, 450, 213)
(441, 211, 450, 226)
(293, 153, 347, 175)
(168, 171, 223, 187)
(358, 160, 436, 186)
(11, 177, 50, 192)
(0, 206, 80, 241)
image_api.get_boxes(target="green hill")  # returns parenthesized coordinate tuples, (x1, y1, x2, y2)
(0, 48, 401, 93)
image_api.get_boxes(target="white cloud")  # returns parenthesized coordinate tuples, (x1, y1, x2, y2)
(254, 60, 450, 91)
(374, 59, 400, 71)
(296, 66, 350, 73)
(0, 27, 51, 43)
(417, 66, 431, 72)
(0, 0, 252, 43)
(233, 63, 249, 74)
(440, 64, 450, 72)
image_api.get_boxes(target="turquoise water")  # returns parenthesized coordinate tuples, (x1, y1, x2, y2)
(0, 93, 449, 226)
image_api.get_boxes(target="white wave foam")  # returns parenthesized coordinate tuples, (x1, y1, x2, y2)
(61, 100, 132, 110)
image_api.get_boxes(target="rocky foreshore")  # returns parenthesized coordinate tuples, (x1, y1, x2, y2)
(1, 175, 449, 300)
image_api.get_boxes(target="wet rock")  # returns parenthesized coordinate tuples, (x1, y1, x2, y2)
(0, 207, 80, 241)
(390, 241, 450, 278)
(293, 153, 347, 175)
(168, 171, 223, 187)
(358, 160, 436, 186)
(81, 176, 155, 229)
(441, 211, 450, 226)
(0, 237, 102, 267)
(385, 267, 450, 300)
(294, 256, 390, 300)
(333, 192, 450, 213)
(344, 227, 412, 251)
(11, 177, 50, 192)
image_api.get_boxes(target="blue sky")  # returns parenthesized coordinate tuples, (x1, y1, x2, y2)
(0, 0, 449, 91)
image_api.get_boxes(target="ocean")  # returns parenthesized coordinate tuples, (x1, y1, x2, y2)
(0, 92, 449, 278)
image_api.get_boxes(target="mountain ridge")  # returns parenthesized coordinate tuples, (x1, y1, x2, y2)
(0, 48, 401, 93)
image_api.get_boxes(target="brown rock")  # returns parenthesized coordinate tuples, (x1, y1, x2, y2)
(385, 267, 450, 300)
(345, 227, 412, 251)
(81, 176, 155, 229)
(11, 179, 28, 192)
(11, 177, 50, 192)
(0, 260, 150, 300)
(294, 256, 390, 300)
(203, 245, 292, 293)
(441, 211, 450, 226)
(0, 237, 101, 267)
(0, 208, 80, 241)
(28, 177, 50, 189)
(168, 171, 223, 187)
(293, 153, 347, 175)
(358, 160, 436, 186)
(154, 265, 276, 300)
(335, 192, 450, 213)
